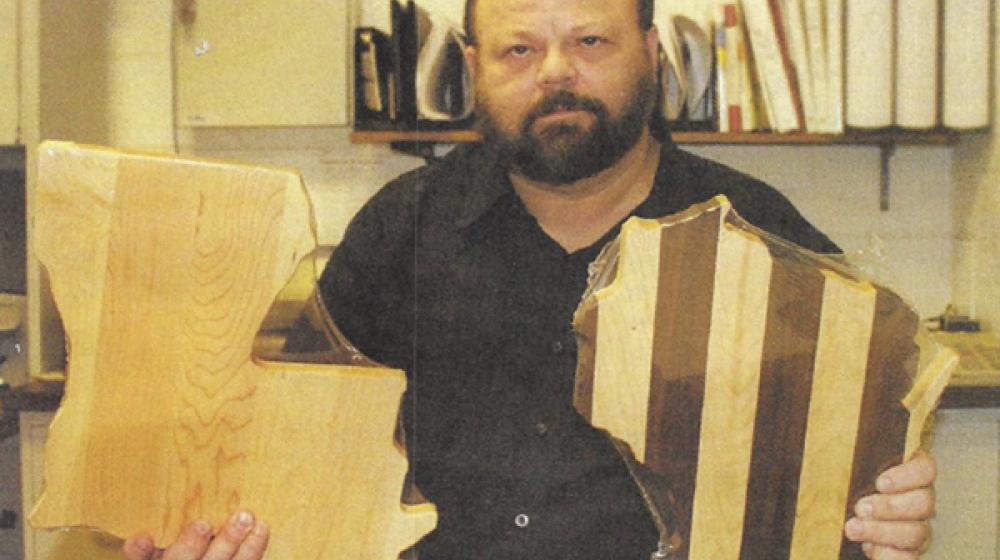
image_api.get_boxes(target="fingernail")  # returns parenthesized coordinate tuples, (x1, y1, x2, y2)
(856, 500, 874, 518)
(234, 511, 253, 529)
(194, 520, 211, 535)
(253, 519, 268, 536)
(877, 475, 893, 492)
(844, 518, 864, 540)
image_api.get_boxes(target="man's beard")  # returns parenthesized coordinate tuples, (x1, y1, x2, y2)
(476, 74, 657, 185)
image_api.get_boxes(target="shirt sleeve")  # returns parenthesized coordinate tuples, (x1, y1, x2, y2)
(316, 177, 420, 371)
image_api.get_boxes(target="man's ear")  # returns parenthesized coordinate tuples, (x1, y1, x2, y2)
(465, 45, 479, 81)
(645, 24, 660, 65)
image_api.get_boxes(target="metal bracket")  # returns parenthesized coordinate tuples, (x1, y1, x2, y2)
(879, 141, 897, 212)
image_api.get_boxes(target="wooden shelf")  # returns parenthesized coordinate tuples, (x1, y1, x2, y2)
(351, 129, 482, 144)
(351, 129, 962, 146)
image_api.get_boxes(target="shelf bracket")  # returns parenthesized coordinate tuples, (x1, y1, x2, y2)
(879, 141, 897, 212)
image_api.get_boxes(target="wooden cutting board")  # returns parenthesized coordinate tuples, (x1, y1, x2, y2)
(573, 196, 956, 560)
(29, 141, 436, 559)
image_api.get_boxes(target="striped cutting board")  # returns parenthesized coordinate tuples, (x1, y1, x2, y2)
(574, 196, 956, 560)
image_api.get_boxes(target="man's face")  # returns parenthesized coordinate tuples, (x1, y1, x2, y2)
(468, 0, 659, 184)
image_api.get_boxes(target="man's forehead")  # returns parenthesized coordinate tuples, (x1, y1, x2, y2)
(475, 0, 637, 19)
(474, 0, 640, 34)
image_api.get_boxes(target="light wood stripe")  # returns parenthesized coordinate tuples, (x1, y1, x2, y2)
(903, 346, 958, 457)
(590, 219, 663, 459)
(789, 272, 877, 560)
(688, 226, 773, 560)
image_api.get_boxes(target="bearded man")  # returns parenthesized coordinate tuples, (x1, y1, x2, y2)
(125, 0, 936, 559)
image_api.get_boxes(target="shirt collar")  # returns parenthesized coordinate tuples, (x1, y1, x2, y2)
(453, 144, 517, 229)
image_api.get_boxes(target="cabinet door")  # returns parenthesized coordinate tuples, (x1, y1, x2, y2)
(174, 0, 350, 127)
(0, 0, 17, 144)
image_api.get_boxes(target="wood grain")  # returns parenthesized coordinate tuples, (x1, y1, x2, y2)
(28, 142, 436, 559)
(688, 224, 772, 559)
(573, 196, 957, 559)
(591, 219, 661, 460)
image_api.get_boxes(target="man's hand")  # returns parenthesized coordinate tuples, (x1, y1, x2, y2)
(122, 511, 269, 560)
(844, 449, 936, 559)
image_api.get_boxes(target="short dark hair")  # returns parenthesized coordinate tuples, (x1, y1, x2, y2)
(463, 0, 655, 45)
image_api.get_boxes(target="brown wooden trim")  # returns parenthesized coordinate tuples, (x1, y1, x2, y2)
(842, 290, 918, 560)
(740, 259, 825, 559)
(645, 208, 721, 544)
(572, 302, 598, 422)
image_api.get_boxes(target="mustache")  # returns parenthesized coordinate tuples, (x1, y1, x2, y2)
(525, 91, 607, 124)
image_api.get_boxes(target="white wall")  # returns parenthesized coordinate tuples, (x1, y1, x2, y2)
(690, 144, 954, 316)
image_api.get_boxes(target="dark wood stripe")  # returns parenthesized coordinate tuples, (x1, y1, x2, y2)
(644, 206, 722, 547)
(841, 290, 918, 560)
(739, 256, 825, 559)
(572, 299, 600, 421)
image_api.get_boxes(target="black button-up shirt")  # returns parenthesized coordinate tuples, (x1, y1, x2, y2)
(318, 139, 837, 559)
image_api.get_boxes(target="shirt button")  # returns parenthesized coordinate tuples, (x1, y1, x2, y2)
(534, 422, 549, 436)
(550, 340, 565, 355)
(515, 514, 530, 528)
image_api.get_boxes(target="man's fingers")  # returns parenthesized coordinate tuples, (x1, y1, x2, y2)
(877, 449, 936, 493)
(860, 542, 922, 560)
(161, 520, 213, 560)
(123, 512, 266, 560)
(855, 487, 935, 521)
(123, 533, 158, 560)
(232, 520, 270, 560)
(845, 517, 930, 551)
(201, 511, 256, 560)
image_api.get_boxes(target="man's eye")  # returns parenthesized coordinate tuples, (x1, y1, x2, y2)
(507, 45, 531, 57)
(580, 36, 604, 46)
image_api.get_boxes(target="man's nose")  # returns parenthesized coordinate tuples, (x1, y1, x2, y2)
(536, 47, 577, 90)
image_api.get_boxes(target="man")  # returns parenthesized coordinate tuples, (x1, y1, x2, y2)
(125, 0, 936, 558)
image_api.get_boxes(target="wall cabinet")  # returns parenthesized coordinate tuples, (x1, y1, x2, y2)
(0, 0, 18, 145)
(174, 0, 351, 127)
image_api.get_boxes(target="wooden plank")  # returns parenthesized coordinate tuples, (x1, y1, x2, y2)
(590, 220, 661, 459)
(740, 259, 826, 558)
(645, 202, 720, 529)
(687, 224, 772, 560)
(28, 142, 435, 559)
(573, 196, 957, 559)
